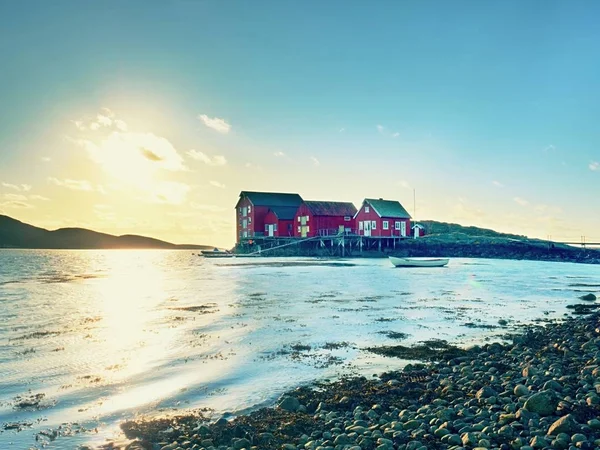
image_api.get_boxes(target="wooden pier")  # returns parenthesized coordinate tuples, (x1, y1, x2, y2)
(235, 234, 413, 257)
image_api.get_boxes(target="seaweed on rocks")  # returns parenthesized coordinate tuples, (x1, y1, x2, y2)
(365, 339, 469, 361)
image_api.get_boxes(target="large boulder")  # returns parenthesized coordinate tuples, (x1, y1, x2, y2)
(277, 396, 300, 412)
(523, 390, 559, 416)
(547, 414, 579, 435)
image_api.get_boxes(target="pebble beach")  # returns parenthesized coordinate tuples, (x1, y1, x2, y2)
(118, 307, 600, 450)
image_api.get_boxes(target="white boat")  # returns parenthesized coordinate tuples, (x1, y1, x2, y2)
(201, 248, 235, 258)
(389, 256, 449, 268)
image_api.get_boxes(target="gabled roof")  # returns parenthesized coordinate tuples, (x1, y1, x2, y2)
(236, 191, 303, 208)
(304, 201, 357, 217)
(363, 198, 411, 219)
(268, 206, 299, 220)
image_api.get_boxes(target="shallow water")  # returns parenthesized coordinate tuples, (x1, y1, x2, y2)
(0, 250, 598, 449)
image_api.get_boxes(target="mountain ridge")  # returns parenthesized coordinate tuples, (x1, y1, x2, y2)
(0, 215, 212, 250)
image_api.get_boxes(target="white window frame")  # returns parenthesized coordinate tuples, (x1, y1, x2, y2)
(359, 221, 363, 231)
(395, 221, 401, 230)
(365, 206, 370, 213)
(344, 216, 351, 221)
(297, 216, 300, 222)
(306, 226, 310, 233)
(242, 219, 248, 229)
(306, 215, 309, 222)
(274, 223, 278, 231)
(242, 207, 247, 217)
(371, 221, 376, 230)
(248, 217, 251, 223)
(248, 205, 251, 214)
(297, 226, 301, 233)
(383, 221, 389, 230)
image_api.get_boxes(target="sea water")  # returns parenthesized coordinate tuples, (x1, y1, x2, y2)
(0, 250, 598, 449)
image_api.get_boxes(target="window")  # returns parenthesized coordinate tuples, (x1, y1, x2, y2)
(383, 221, 389, 230)
(344, 216, 351, 221)
(365, 206, 370, 213)
(265, 224, 269, 231)
(243, 231, 248, 238)
(242, 219, 247, 229)
(395, 221, 401, 230)
(371, 221, 376, 230)
(297, 226, 301, 233)
(242, 207, 247, 217)
(248, 217, 251, 223)
(306, 215, 309, 222)
(239, 207, 242, 215)
(297, 216, 301, 222)
(248, 205, 251, 214)
(359, 221, 363, 231)
(306, 226, 310, 233)
(274, 223, 278, 231)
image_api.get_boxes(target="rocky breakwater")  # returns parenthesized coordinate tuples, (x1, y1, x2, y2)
(120, 313, 600, 450)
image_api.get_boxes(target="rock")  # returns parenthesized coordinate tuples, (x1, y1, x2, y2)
(434, 428, 450, 438)
(498, 319, 508, 326)
(462, 432, 478, 446)
(543, 380, 562, 391)
(580, 293, 597, 301)
(333, 434, 352, 446)
(530, 436, 550, 448)
(548, 414, 579, 435)
(476, 386, 497, 399)
(233, 438, 251, 449)
(446, 434, 463, 446)
(524, 390, 559, 416)
(514, 384, 530, 397)
(214, 418, 228, 426)
(282, 445, 296, 450)
(587, 418, 600, 430)
(522, 366, 537, 378)
(571, 433, 587, 444)
(278, 396, 300, 412)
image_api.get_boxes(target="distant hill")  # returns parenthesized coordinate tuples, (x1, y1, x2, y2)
(419, 220, 527, 240)
(0, 215, 213, 250)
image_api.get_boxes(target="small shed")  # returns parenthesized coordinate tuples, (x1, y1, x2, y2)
(264, 206, 298, 238)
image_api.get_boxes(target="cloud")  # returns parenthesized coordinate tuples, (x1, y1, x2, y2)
(79, 131, 187, 178)
(209, 180, 226, 189)
(339, 128, 345, 133)
(48, 177, 96, 192)
(186, 150, 227, 166)
(310, 156, 320, 166)
(273, 151, 285, 157)
(29, 194, 50, 201)
(453, 198, 486, 221)
(4, 193, 28, 201)
(392, 132, 399, 138)
(198, 114, 231, 134)
(71, 108, 127, 133)
(376, 125, 384, 134)
(492, 180, 504, 188)
(590, 161, 599, 171)
(41, 157, 51, 162)
(513, 197, 529, 206)
(544, 145, 555, 152)
(0, 201, 33, 209)
(397, 180, 411, 190)
(245, 162, 262, 170)
(2, 182, 31, 191)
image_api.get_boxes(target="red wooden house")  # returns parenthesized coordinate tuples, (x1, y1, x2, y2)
(235, 191, 303, 243)
(294, 201, 357, 238)
(263, 206, 297, 238)
(354, 198, 412, 237)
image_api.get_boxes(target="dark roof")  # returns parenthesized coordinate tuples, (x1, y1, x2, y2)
(364, 198, 411, 219)
(237, 191, 303, 208)
(304, 201, 357, 217)
(268, 206, 298, 220)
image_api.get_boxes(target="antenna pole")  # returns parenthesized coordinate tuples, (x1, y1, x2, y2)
(413, 188, 416, 220)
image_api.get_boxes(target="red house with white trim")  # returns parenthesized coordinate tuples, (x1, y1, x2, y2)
(294, 201, 357, 238)
(354, 198, 412, 237)
(263, 206, 297, 238)
(235, 191, 303, 243)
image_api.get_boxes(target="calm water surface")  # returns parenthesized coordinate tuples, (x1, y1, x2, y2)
(0, 250, 598, 449)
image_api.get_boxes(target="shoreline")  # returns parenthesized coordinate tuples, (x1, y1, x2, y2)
(116, 307, 600, 450)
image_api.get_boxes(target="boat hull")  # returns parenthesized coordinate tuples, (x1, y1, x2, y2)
(389, 256, 449, 267)
(201, 250, 234, 258)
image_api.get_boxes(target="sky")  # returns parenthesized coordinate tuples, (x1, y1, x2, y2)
(0, 1, 599, 247)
